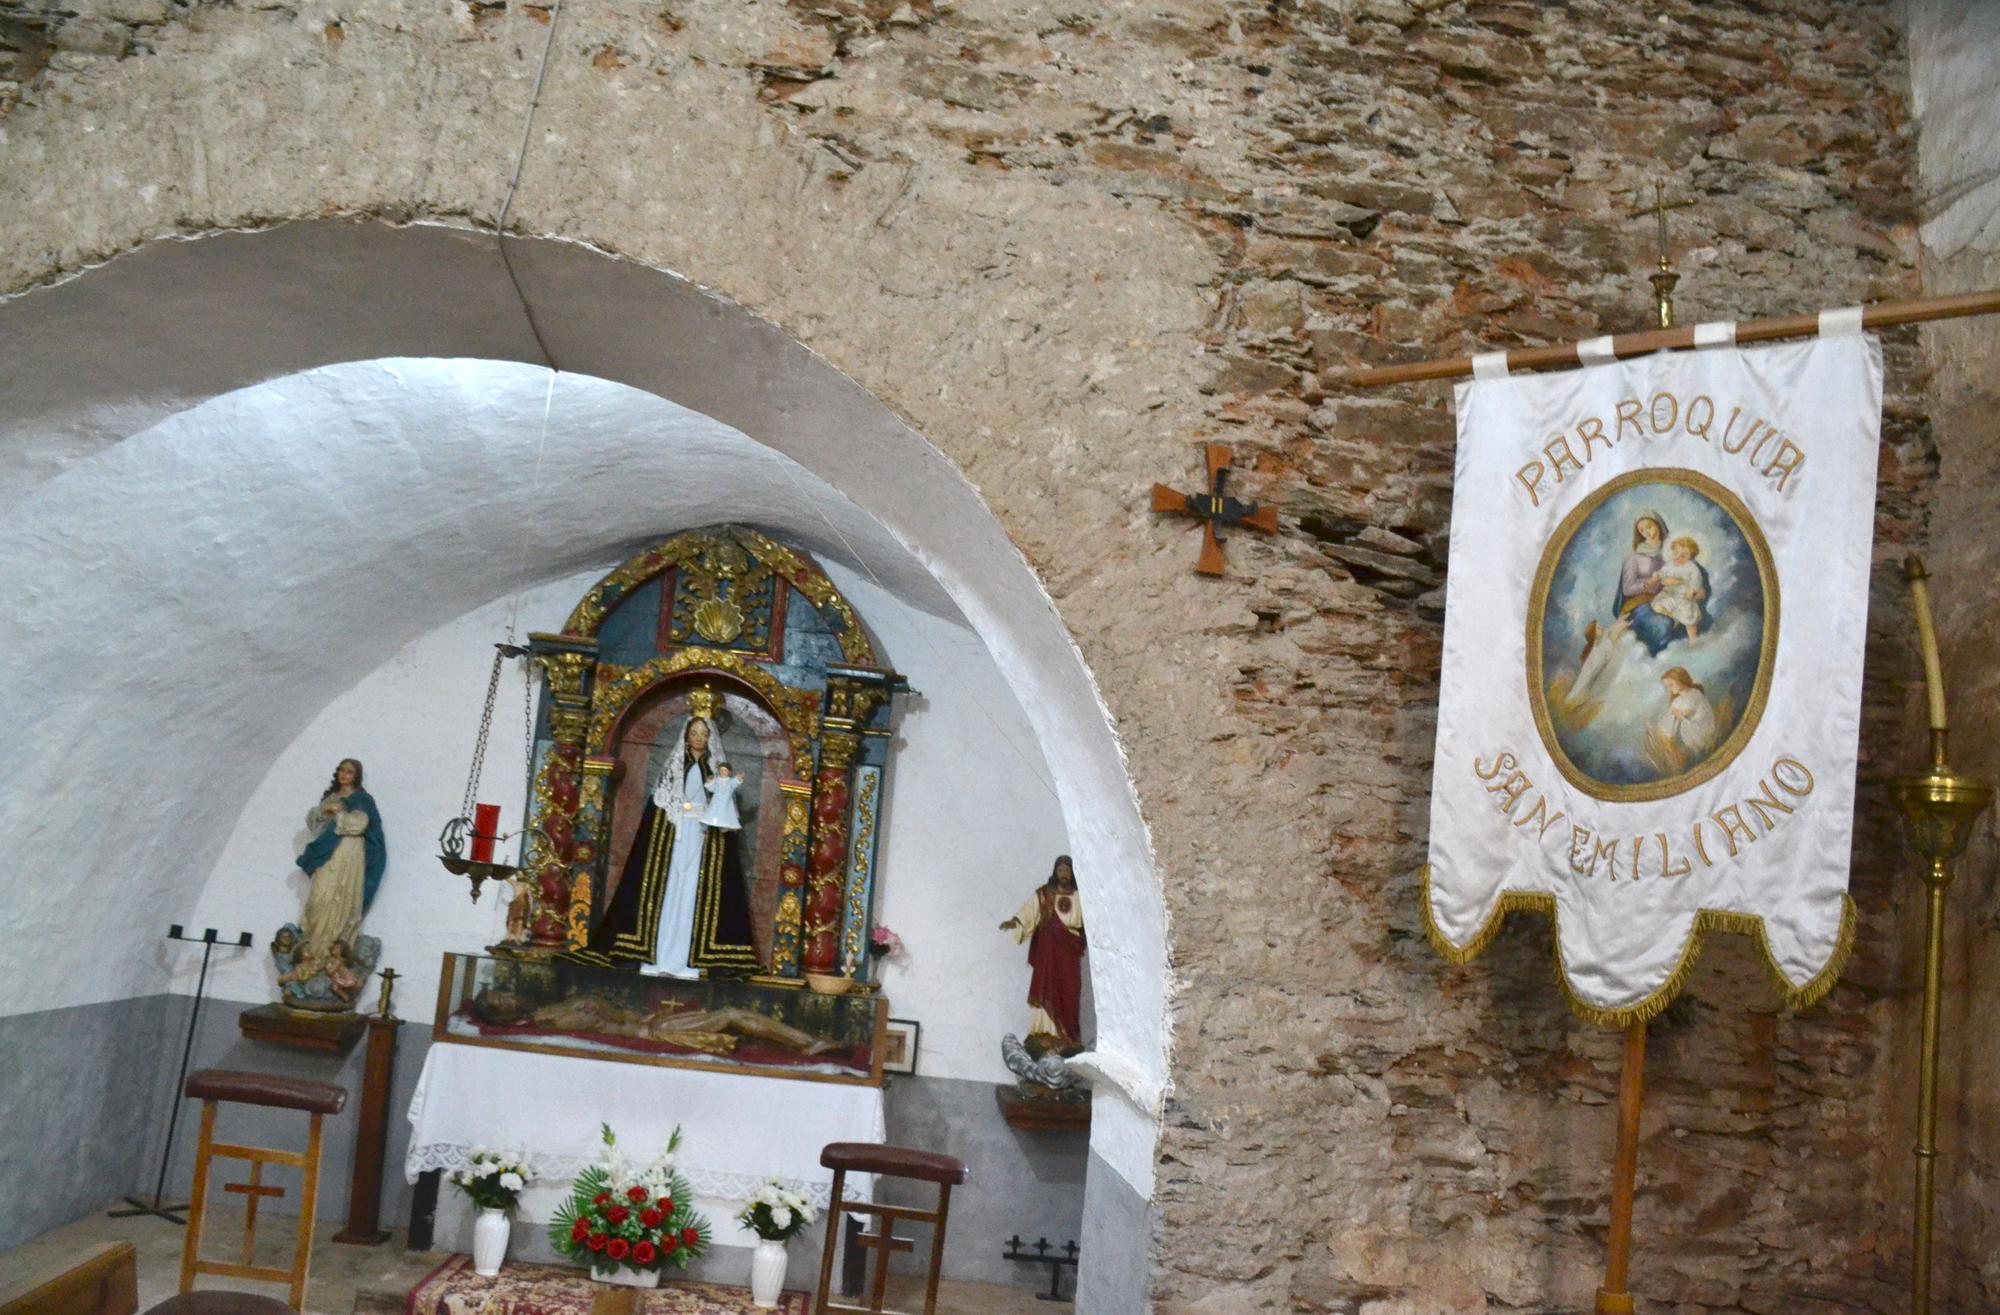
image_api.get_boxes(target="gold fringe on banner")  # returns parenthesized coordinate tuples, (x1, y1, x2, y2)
(1419, 864, 1857, 1029)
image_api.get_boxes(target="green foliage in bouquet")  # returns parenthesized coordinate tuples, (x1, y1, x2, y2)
(450, 1149, 533, 1212)
(549, 1124, 711, 1273)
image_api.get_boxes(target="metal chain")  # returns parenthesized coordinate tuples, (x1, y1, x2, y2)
(524, 651, 538, 788)
(461, 647, 507, 822)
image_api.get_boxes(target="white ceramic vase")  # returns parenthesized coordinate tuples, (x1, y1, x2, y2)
(591, 1264, 662, 1289)
(749, 1238, 788, 1307)
(471, 1207, 511, 1277)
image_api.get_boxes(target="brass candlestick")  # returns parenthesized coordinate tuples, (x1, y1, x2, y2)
(1884, 556, 1993, 1315)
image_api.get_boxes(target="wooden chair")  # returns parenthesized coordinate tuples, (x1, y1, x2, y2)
(812, 1142, 968, 1315)
(140, 1297, 294, 1315)
(0, 1243, 136, 1315)
(178, 1069, 347, 1312)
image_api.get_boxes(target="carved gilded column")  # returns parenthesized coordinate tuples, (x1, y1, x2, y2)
(803, 673, 900, 976)
(768, 781, 813, 977)
(526, 633, 598, 949)
(841, 764, 884, 979)
(802, 729, 859, 975)
(571, 757, 617, 950)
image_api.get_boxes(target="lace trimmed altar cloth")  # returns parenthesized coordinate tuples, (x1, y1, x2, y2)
(405, 1043, 884, 1207)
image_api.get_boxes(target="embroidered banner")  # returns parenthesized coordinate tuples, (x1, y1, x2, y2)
(1423, 332, 1882, 1025)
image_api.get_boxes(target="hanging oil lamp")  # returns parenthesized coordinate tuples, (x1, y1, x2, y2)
(437, 641, 537, 901)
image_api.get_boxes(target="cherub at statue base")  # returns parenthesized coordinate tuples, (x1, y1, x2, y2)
(269, 921, 381, 1013)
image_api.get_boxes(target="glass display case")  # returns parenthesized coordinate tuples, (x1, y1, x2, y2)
(432, 952, 887, 1086)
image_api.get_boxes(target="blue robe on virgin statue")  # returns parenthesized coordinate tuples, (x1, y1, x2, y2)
(298, 789, 387, 910)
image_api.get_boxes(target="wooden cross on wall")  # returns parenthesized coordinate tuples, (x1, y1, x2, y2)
(1150, 443, 1278, 577)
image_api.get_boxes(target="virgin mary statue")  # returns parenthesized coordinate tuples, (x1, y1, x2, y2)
(295, 757, 387, 962)
(568, 706, 759, 976)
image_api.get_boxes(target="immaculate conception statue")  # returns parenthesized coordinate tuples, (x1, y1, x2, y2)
(297, 758, 386, 957)
(274, 757, 386, 1011)
(568, 689, 759, 976)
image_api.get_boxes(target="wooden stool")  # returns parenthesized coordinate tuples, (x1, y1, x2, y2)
(812, 1142, 968, 1315)
(178, 1069, 347, 1312)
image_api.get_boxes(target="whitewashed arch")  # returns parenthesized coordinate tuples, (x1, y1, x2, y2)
(0, 221, 1166, 1293)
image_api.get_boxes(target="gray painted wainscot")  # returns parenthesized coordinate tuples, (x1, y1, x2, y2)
(0, 995, 179, 1250)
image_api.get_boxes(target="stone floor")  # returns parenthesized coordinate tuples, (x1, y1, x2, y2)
(0, 1206, 1059, 1315)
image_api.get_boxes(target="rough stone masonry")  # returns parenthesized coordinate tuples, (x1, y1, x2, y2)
(0, 1, 1949, 1310)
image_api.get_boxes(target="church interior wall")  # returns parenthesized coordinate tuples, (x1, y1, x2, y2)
(1906, 3, 2000, 1308)
(0, 234, 1171, 1208)
(0, 245, 1163, 1295)
(878, 1076, 1088, 1288)
(50, 362, 1088, 1287)
(0, 0, 1984, 1309)
(171, 512, 1081, 1093)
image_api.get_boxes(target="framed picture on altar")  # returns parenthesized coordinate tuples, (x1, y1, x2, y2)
(882, 1018, 920, 1075)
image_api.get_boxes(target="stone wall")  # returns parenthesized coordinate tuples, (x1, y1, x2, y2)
(0, 1, 1944, 1310)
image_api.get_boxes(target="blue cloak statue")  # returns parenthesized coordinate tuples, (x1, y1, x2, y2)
(298, 789, 387, 911)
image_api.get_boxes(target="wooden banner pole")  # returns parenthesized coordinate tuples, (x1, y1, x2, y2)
(1339, 287, 2000, 388)
(1595, 1021, 1648, 1315)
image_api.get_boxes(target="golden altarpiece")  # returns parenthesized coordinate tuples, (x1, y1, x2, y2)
(433, 528, 905, 1085)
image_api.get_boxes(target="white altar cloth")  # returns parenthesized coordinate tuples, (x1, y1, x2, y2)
(405, 1043, 884, 1207)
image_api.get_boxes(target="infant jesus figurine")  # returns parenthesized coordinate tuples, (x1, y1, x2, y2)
(702, 763, 743, 831)
(1651, 536, 1707, 640)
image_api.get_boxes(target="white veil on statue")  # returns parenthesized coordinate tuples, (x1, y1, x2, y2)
(650, 715, 728, 815)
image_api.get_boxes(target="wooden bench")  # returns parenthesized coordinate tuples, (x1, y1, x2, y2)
(0, 1243, 137, 1315)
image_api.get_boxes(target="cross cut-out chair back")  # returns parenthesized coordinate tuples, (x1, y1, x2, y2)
(812, 1142, 969, 1315)
(177, 1069, 347, 1312)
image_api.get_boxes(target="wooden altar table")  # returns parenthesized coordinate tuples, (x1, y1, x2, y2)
(405, 1043, 885, 1208)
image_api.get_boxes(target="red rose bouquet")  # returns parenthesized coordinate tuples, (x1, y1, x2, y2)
(550, 1124, 709, 1276)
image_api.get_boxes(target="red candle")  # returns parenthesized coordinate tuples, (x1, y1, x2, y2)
(471, 803, 501, 863)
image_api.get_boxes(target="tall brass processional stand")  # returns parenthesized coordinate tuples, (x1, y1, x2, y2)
(1885, 557, 1992, 1315)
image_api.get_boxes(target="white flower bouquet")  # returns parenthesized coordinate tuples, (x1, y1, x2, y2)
(736, 1180, 817, 1242)
(451, 1147, 534, 1212)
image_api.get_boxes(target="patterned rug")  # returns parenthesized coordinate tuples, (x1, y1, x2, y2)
(408, 1254, 812, 1315)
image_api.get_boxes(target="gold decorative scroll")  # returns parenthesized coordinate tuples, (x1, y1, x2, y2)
(561, 526, 878, 666)
(844, 770, 881, 969)
(588, 649, 820, 771)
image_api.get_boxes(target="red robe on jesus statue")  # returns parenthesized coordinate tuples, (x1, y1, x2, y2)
(1002, 856, 1087, 1055)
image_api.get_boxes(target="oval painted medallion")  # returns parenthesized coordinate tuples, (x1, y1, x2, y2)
(1526, 468, 1779, 803)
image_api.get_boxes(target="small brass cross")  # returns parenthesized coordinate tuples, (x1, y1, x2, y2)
(1628, 181, 1697, 328)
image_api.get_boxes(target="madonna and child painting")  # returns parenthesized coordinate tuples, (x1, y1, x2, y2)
(1530, 469, 1778, 802)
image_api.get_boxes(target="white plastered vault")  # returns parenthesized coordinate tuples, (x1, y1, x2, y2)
(0, 221, 1167, 1209)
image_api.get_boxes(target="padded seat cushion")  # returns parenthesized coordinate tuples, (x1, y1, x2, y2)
(141, 1293, 296, 1315)
(184, 1068, 347, 1115)
(820, 1142, 968, 1184)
